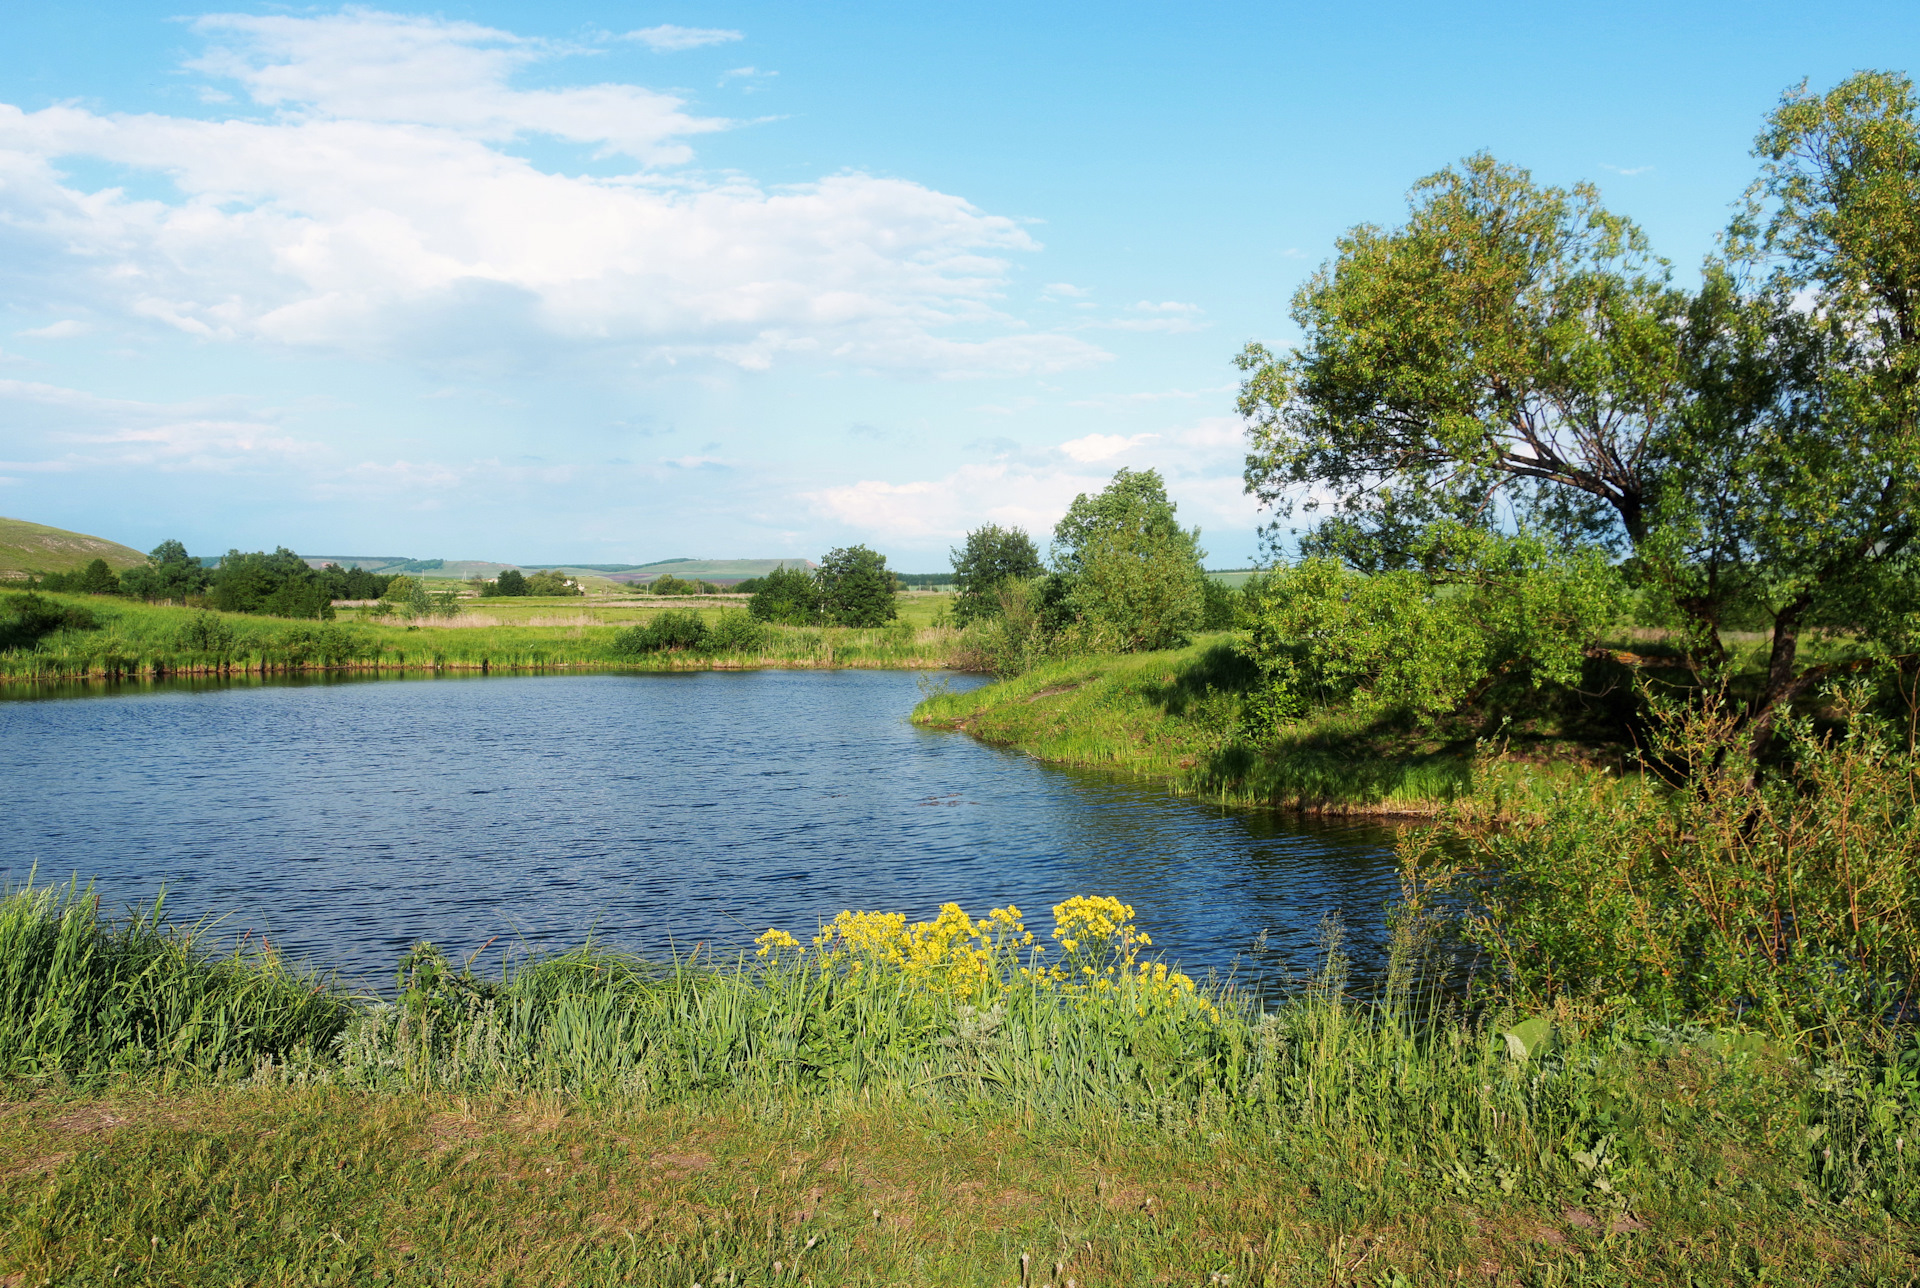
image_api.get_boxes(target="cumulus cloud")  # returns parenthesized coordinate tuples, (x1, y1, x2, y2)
(0, 8, 1107, 379)
(1057, 431, 1156, 462)
(805, 415, 1264, 553)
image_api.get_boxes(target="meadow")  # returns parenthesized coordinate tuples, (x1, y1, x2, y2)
(0, 592, 963, 682)
(3, 880, 1916, 1285)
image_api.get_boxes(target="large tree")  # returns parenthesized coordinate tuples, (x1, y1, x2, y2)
(816, 546, 898, 628)
(1239, 75, 1920, 744)
(1052, 469, 1207, 652)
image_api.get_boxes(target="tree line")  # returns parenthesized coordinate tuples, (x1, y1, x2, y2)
(25, 544, 399, 619)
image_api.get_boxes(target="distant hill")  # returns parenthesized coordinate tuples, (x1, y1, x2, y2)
(0, 516, 146, 579)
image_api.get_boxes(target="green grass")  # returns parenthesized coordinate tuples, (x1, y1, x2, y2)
(1, 594, 967, 683)
(0, 516, 145, 578)
(2, 880, 1916, 1284)
(910, 641, 1531, 815)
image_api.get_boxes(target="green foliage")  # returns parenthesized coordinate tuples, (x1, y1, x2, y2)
(524, 569, 584, 596)
(612, 609, 710, 654)
(0, 880, 352, 1081)
(0, 592, 101, 652)
(482, 568, 529, 597)
(1406, 687, 1920, 1038)
(1241, 529, 1623, 726)
(119, 540, 212, 602)
(1200, 576, 1240, 630)
(705, 608, 768, 652)
(1238, 82, 1920, 739)
(949, 524, 1043, 625)
(747, 565, 821, 626)
(1048, 469, 1206, 653)
(207, 548, 335, 619)
(34, 558, 125, 595)
(172, 610, 236, 659)
(649, 572, 719, 596)
(817, 545, 897, 627)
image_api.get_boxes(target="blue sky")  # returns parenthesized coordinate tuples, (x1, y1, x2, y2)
(1, 1, 1915, 569)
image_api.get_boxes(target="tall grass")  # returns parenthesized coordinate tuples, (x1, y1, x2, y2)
(6, 880, 1916, 1222)
(0, 879, 352, 1082)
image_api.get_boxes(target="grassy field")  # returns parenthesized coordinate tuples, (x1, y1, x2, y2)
(910, 642, 1521, 815)
(2, 881, 1916, 1285)
(0, 517, 145, 578)
(1, 593, 964, 683)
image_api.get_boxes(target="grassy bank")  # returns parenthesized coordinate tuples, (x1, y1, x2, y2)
(0, 594, 964, 683)
(4, 882, 1917, 1284)
(910, 642, 1547, 815)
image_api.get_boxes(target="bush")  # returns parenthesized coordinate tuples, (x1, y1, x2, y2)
(651, 574, 718, 596)
(613, 609, 709, 655)
(950, 524, 1043, 626)
(747, 565, 820, 626)
(525, 569, 583, 596)
(705, 610, 767, 653)
(1405, 686, 1920, 1034)
(1240, 531, 1621, 728)
(0, 593, 101, 652)
(483, 569, 529, 597)
(173, 610, 237, 658)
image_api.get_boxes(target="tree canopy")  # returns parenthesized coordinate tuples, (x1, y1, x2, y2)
(747, 565, 821, 626)
(1238, 72, 1920, 742)
(1051, 469, 1206, 652)
(817, 545, 898, 628)
(949, 524, 1043, 625)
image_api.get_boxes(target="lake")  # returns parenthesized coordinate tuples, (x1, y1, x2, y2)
(1, 669, 1400, 990)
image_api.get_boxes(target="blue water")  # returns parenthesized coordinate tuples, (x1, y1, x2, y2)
(0, 670, 1399, 988)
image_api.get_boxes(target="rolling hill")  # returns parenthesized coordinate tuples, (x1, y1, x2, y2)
(0, 517, 146, 578)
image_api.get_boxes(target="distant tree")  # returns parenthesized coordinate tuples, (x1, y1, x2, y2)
(730, 577, 766, 596)
(1051, 470, 1206, 651)
(75, 558, 122, 596)
(210, 548, 333, 618)
(747, 565, 821, 626)
(524, 569, 583, 596)
(122, 541, 208, 602)
(489, 569, 530, 597)
(817, 545, 898, 627)
(650, 573, 717, 596)
(950, 525, 1043, 625)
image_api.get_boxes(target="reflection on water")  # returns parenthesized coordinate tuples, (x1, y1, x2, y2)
(1, 670, 1400, 989)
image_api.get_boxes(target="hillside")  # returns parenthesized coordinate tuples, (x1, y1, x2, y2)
(0, 516, 145, 578)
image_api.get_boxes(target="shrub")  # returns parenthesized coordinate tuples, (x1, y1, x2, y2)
(1404, 686, 1920, 1033)
(0, 593, 101, 652)
(173, 610, 237, 658)
(747, 565, 820, 626)
(705, 609, 767, 653)
(950, 524, 1043, 626)
(613, 609, 709, 654)
(1240, 531, 1621, 728)
(525, 569, 583, 596)
(484, 569, 529, 597)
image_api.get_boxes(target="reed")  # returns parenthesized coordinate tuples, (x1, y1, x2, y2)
(0, 878, 353, 1083)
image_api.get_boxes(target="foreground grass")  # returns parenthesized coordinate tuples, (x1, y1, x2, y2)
(6, 1077, 1914, 1288)
(5, 882, 1918, 1284)
(0, 594, 965, 683)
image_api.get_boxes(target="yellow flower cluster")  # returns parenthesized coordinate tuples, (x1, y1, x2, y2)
(752, 896, 1211, 1019)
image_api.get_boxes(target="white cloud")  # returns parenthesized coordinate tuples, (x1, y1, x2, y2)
(0, 9, 1108, 380)
(0, 378, 320, 471)
(15, 320, 87, 339)
(1042, 282, 1091, 299)
(1600, 163, 1653, 176)
(1089, 300, 1208, 334)
(805, 414, 1264, 554)
(1057, 431, 1156, 462)
(624, 25, 744, 52)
